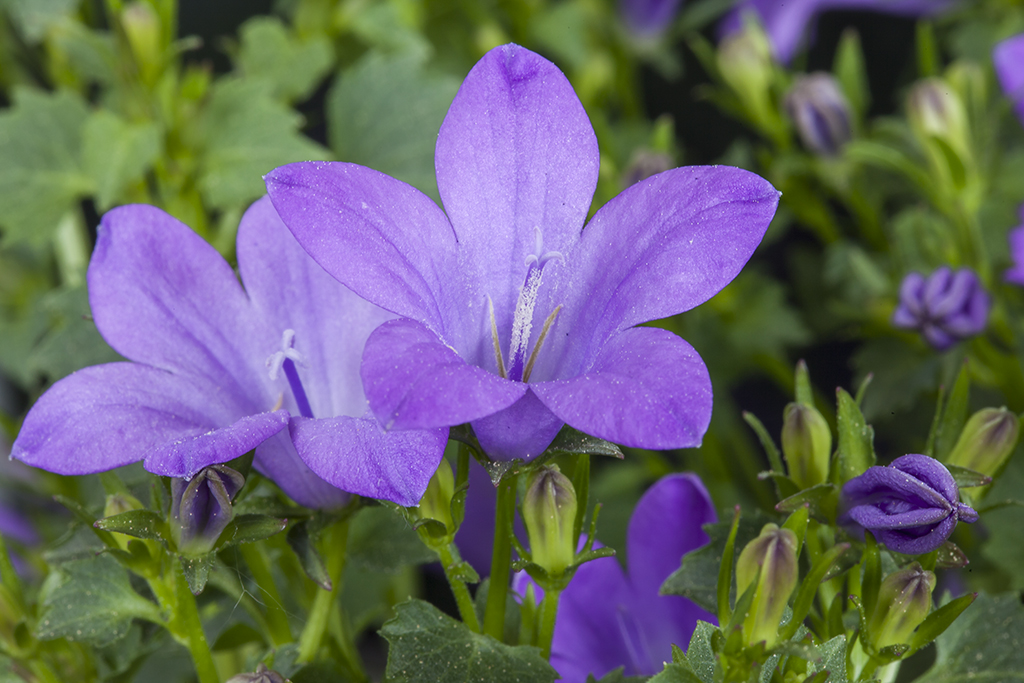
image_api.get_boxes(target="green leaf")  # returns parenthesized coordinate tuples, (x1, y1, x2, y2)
(82, 111, 162, 210)
(327, 50, 460, 203)
(37, 553, 163, 646)
(833, 29, 869, 119)
(347, 505, 437, 573)
(909, 593, 976, 652)
(648, 658, 704, 683)
(918, 593, 1024, 682)
(380, 599, 557, 683)
(215, 514, 287, 549)
(661, 513, 768, 614)
(194, 78, 330, 210)
(684, 621, 718, 683)
(935, 363, 970, 461)
(743, 411, 785, 475)
(545, 425, 624, 459)
(806, 635, 847, 683)
(794, 359, 814, 407)
(945, 465, 991, 489)
(834, 387, 875, 484)
(287, 519, 332, 590)
(27, 286, 121, 383)
(94, 509, 166, 542)
(2, 0, 78, 41)
(775, 484, 838, 524)
(179, 554, 214, 595)
(235, 16, 334, 103)
(0, 88, 92, 246)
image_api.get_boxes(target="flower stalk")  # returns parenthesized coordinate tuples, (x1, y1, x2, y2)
(483, 471, 518, 641)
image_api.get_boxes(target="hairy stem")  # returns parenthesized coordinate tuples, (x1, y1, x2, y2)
(536, 586, 562, 659)
(438, 542, 480, 632)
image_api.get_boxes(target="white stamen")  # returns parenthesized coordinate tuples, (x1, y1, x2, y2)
(265, 328, 305, 380)
(488, 297, 507, 378)
(522, 305, 562, 383)
(508, 264, 544, 375)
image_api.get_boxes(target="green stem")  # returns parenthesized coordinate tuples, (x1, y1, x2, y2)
(536, 586, 562, 659)
(170, 561, 220, 683)
(296, 519, 363, 683)
(438, 543, 480, 632)
(483, 472, 518, 641)
(0, 533, 22, 596)
(239, 543, 292, 647)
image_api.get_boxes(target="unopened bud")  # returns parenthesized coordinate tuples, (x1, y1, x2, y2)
(226, 663, 290, 683)
(785, 73, 853, 156)
(121, 2, 163, 84)
(170, 465, 245, 556)
(946, 407, 1020, 480)
(418, 459, 455, 532)
(717, 23, 774, 107)
(781, 402, 832, 490)
(736, 523, 798, 649)
(522, 465, 578, 578)
(907, 78, 969, 155)
(104, 492, 145, 551)
(868, 563, 935, 650)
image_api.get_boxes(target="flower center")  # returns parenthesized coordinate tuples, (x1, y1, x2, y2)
(490, 227, 562, 383)
(266, 329, 313, 418)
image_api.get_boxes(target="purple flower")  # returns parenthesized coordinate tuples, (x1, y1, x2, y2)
(171, 465, 244, 556)
(265, 44, 779, 461)
(785, 72, 852, 156)
(620, 0, 683, 37)
(514, 474, 717, 681)
(892, 267, 989, 351)
(1005, 207, 1024, 286)
(722, 0, 956, 64)
(994, 33, 1024, 127)
(12, 198, 446, 507)
(839, 454, 978, 555)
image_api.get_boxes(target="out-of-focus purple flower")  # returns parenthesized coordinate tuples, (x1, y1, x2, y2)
(620, 0, 683, 37)
(266, 44, 779, 462)
(1005, 207, 1024, 286)
(994, 33, 1024, 127)
(722, 0, 956, 65)
(892, 267, 989, 351)
(12, 199, 446, 508)
(514, 474, 717, 681)
(171, 465, 244, 556)
(785, 72, 852, 156)
(839, 454, 978, 555)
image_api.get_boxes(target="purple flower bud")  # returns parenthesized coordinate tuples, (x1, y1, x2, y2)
(785, 73, 851, 156)
(1005, 207, 1024, 286)
(868, 562, 935, 650)
(839, 454, 978, 555)
(619, 0, 683, 37)
(993, 33, 1024, 128)
(171, 464, 245, 556)
(892, 267, 989, 351)
(225, 663, 289, 683)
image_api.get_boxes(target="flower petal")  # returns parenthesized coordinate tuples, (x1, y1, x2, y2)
(361, 318, 527, 430)
(626, 474, 718, 668)
(254, 431, 350, 510)
(847, 504, 950, 530)
(994, 34, 1024, 125)
(471, 390, 564, 461)
(13, 363, 288, 477)
(265, 162, 460, 333)
(546, 555, 636, 681)
(532, 327, 712, 450)
(434, 43, 599, 332)
(288, 413, 447, 506)
(237, 196, 394, 419)
(875, 515, 958, 555)
(541, 166, 777, 378)
(89, 205, 271, 412)
(890, 454, 958, 502)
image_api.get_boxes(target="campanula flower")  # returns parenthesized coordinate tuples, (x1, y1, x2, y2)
(839, 454, 978, 555)
(892, 267, 989, 352)
(785, 72, 852, 156)
(1005, 207, 1024, 286)
(721, 0, 956, 64)
(12, 198, 446, 508)
(266, 44, 779, 461)
(994, 33, 1024, 127)
(620, 0, 683, 37)
(514, 474, 716, 681)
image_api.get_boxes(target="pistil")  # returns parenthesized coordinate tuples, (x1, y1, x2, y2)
(267, 329, 314, 419)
